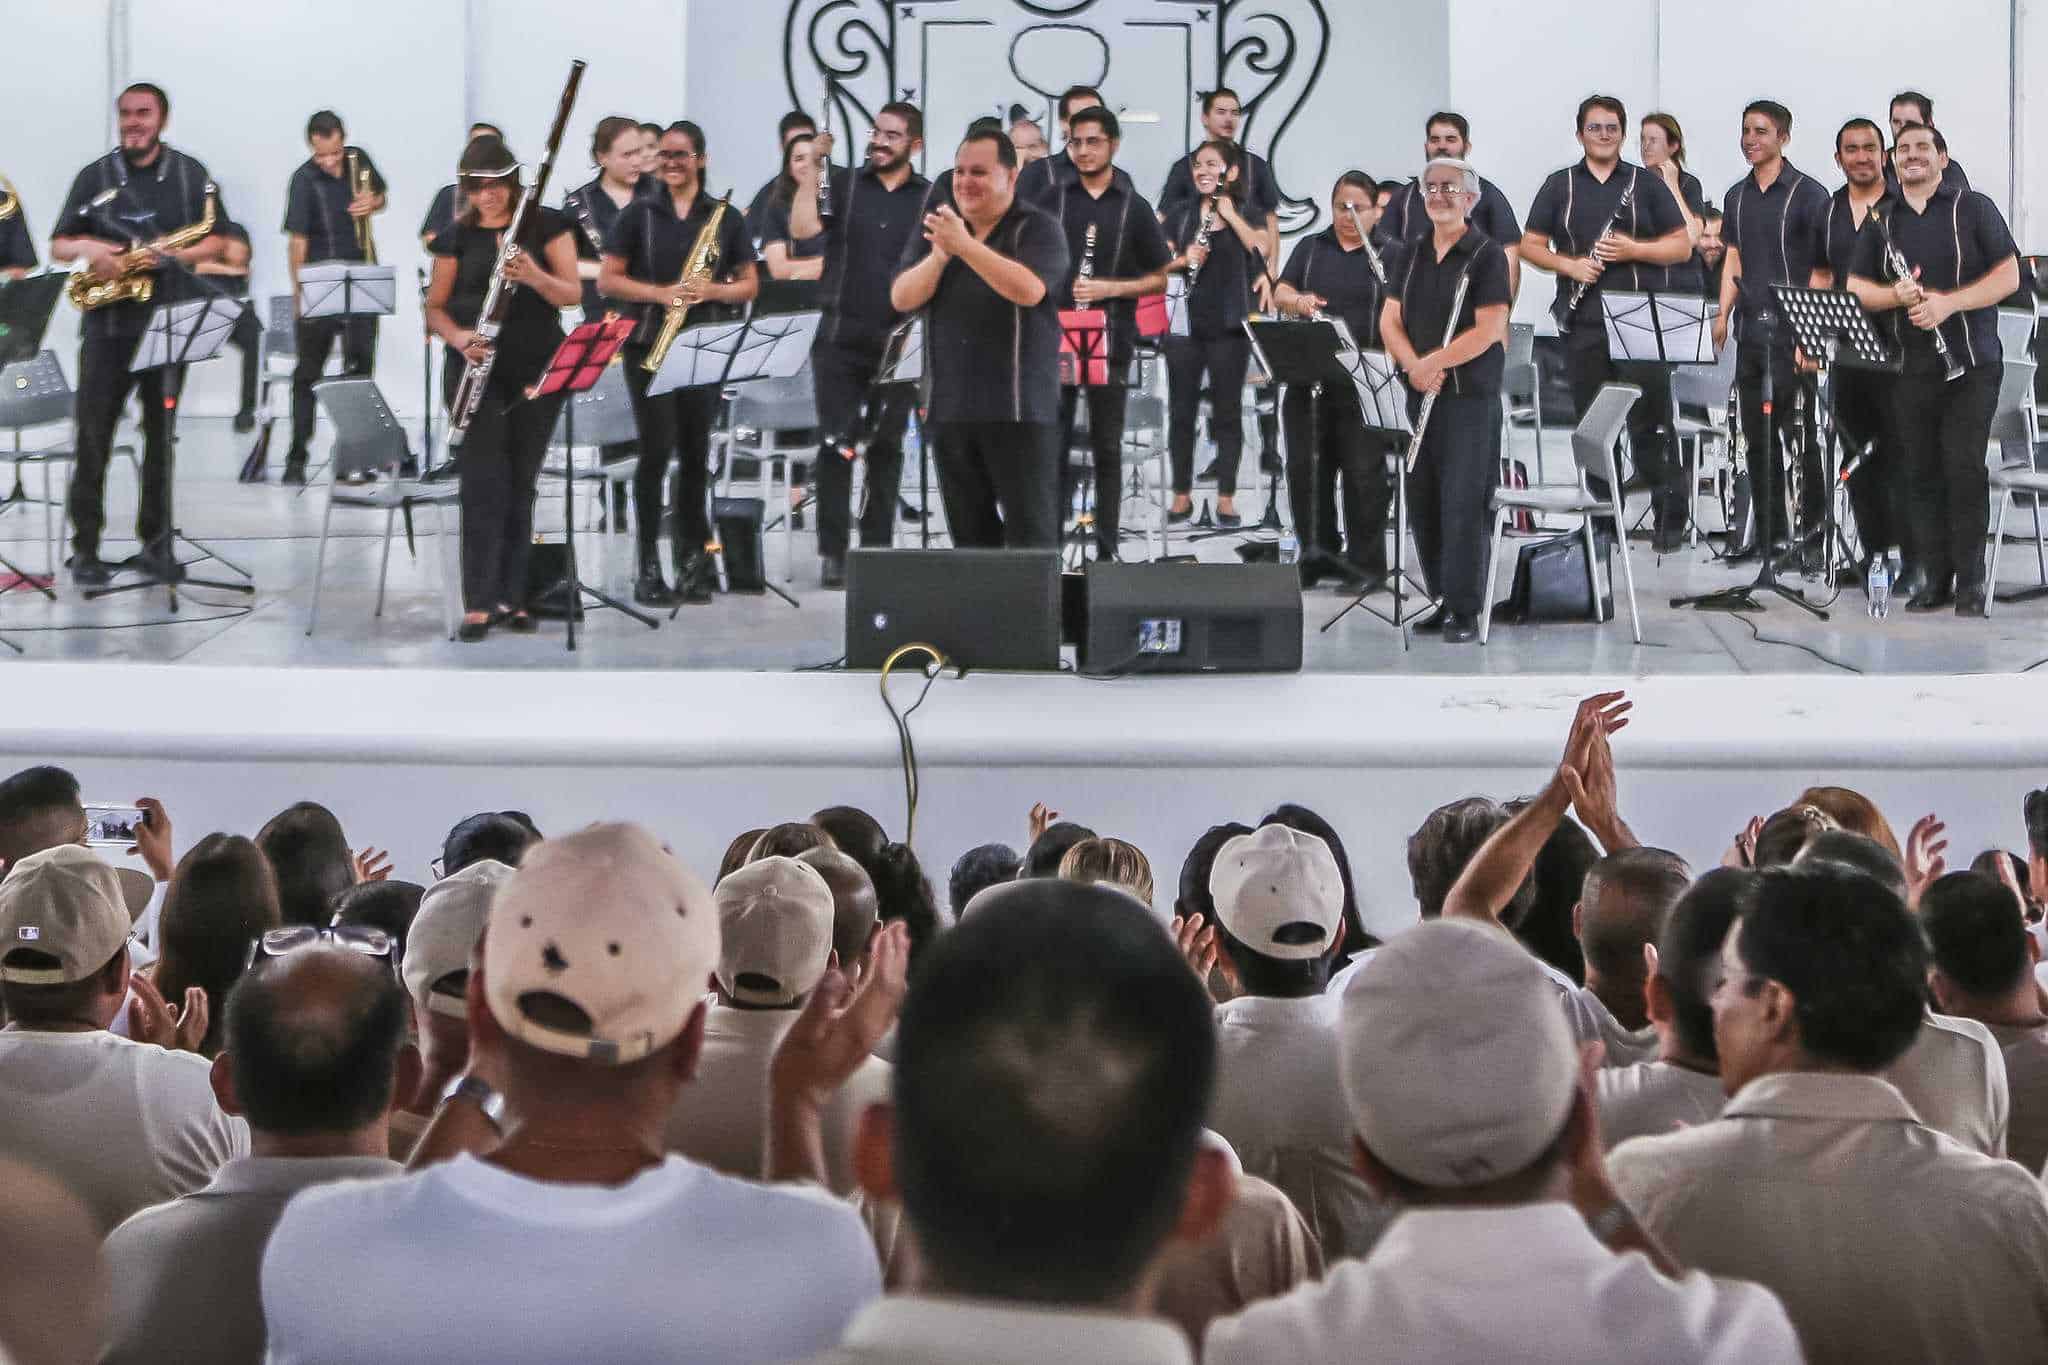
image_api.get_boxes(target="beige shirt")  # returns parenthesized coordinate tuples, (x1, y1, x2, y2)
(1609, 1071, 2048, 1365)
(805, 1296, 1192, 1365)
(0, 1029, 248, 1234)
(1595, 1058, 1726, 1149)
(1151, 1136, 1324, 1346)
(1536, 960, 1658, 1068)
(1986, 1021, 2048, 1174)
(1203, 1203, 1800, 1365)
(1884, 1010, 2008, 1156)
(665, 1002, 890, 1193)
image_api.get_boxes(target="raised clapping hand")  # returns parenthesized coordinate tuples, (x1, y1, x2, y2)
(128, 972, 209, 1053)
(925, 204, 972, 258)
(1723, 815, 1764, 869)
(1027, 802, 1059, 844)
(1558, 693, 1636, 850)
(771, 921, 911, 1107)
(353, 846, 393, 884)
(1904, 813, 1949, 910)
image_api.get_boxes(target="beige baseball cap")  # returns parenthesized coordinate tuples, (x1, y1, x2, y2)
(1209, 824, 1345, 960)
(401, 858, 515, 1020)
(0, 845, 137, 984)
(713, 855, 835, 1006)
(1339, 919, 1580, 1188)
(484, 823, 718, 1065)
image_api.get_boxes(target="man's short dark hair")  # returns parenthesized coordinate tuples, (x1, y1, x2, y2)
(0, 765, 82, 867)
(1891, 90, 1935, 124)
(877, 100, 925, 144)
(121, 83, 170, 119)
(778, 110, 817, 142)
(306, 110, 345, 141)
(752, 822, 829, 861)
(1701, 206, 1724, 224)
(1576, 95, 1626, 132)
(1753, 804, 1834, 868)
(1176, 823, 1252, 925)
(1836, 117, 1885, 153)
(329, 880, 427, 960)
(1214, 917, 1330, 996)
(961, 128, 1018, 170)
(1425, 111, 1471, 143)
(1923, 871, 2032, 999)
(1579, 847, 1691, 981)
(1795, 830, 1907, 902)
(1, 946, 125, 1027)
(1894, 120, 1948, 154)
(224, 951, 409, 1136)
(949, 843, 1020, 916)
(255, 802, 356, 929)
(1408, 798, 1533, 921)
(1743, 100, 1793, 138)
(1201, 87, 1241, 116)
(894, 879, 1215, 1303)
(1657, 868, 1751, 1062)
(1024, 821, 1096, 879)
(441, 811, 540, 875)
(812, 806, 886, 872)
(965, 116, 1004, 138)
(1068, 107, 1120, 142)
(1734, 865, 1926, 1072)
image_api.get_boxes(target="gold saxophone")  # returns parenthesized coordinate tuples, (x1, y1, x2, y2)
(642, 191, 731, 373)
(68, 183, 217, 311)
(349, 149, 378, 264)
(0, 173, 19, 223)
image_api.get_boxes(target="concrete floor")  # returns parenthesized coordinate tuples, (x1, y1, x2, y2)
(4, 413, 2046, 677)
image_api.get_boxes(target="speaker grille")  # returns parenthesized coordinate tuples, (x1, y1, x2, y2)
(1209, 616, 1263, 664)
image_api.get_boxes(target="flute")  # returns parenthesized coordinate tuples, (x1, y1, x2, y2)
(1405, 269, 1474, 473)
(1345, 204, 1389, 285)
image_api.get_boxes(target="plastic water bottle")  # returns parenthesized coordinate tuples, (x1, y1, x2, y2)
(1279, 532, 1300, 565)
(1867, 554, 1892, 620)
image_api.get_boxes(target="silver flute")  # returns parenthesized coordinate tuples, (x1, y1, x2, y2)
(1345, 204, 1389, 284)
(1405, 270, 1473, 473)
(1876, 210, 1964, 382)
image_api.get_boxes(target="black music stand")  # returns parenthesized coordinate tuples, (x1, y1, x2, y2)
(1245, 317, 1360, 589)
(1598, 289, 1714, 545)
(266, 262, 398, 490)
(87, 296, 257, 609)
(1321, 345, 1433, 647)
(532, 316, 655, 650)
(869, 316, 931, 548)
(1671, 310, 1826, 619)
(1058, 308, 1110, 563)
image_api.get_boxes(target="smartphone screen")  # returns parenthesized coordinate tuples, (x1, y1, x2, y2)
(83, 803, 145, 847)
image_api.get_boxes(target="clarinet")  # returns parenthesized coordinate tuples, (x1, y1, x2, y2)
(1552, 181, 1635, 329)
(1077, 222, 1097, 289)
(1405, 269, 1474, 472)
(569, 186, 605, 258)
(1184, 196, 1217, 288)
(1877, 210, 1965, 383)
(1345, 204, 1389, 285)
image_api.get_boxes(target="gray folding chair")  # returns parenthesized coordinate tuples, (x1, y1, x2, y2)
(1670, 341, 1738, 546)
(1480, 383, 1643, 644)
(1997, 306, 2037, 367)
(542, 363, 640, 585)
(306, 378, 461, 638)
(1502, 322, 1549, 483)
(1986, 356, 2043, 612)
(0, 351, 92, 582)
(1121, 352, 1170, 560)
(716, 369, 820, 582)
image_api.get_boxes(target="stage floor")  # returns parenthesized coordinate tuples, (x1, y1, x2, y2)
(4, 414, 2046, 677)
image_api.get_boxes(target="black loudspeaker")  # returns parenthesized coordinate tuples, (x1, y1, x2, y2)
(1499, 530, 1613, 623)
(714, 496, 767, 593)
(1082, 562, 1302, 674)
(846, 549, 1062, 671)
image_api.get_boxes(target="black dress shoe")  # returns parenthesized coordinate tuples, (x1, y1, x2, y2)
(1955, 584, 1988, 618)
(1166, 505, 1194, 526)
(281, 460, 308, 487)
(1892, 566, 1930, 602)
(1213, 510, 1243, 529)
(457, 618, 490, 642)
(820, 554, 846, 589)
(678, 552, 715, 605)
(1906, 580, 1955, 612)
(504, 611, 538, 634)
(633, 562, 679, 607)
(232, 410, 256, 433)
(898, 497, 927, 523)
(137, 548, 186, 583)
(792, 506, 807, 531)
(1442, 612, 1481, 643)
(68, 554, 113, 588)
(1259, 450, 1284, 475)
(1413, 603, 1450, 632)
(1652, 525, 1687, 554)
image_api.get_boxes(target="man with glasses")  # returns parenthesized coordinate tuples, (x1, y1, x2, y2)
(1379, 113, 1523, 298)
(1522, 95, 1692, 550)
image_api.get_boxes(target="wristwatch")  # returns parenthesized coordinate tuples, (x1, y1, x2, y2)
(439, 1074, 507, 1133)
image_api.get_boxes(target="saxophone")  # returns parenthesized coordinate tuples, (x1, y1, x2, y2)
(68, 183, 217, 311)
(349, 149, 377, 264)
(642, 190, 732, 374)
(0, 174, 19, 223)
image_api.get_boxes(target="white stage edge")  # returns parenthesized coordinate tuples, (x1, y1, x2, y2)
(5, 663, 2043, 938)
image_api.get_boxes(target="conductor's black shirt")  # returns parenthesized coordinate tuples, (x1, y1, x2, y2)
(899, 198, 1070, 424)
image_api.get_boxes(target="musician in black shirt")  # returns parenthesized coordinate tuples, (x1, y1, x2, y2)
(418, 122, 501, 248)
(1886, 92, 1970, 196)
(742, 111, 816, 240)
(793, 102, 927, 584)
(1050, 108, 1172, 562)
(1378, 113, 1522, 297)
(50, 83, 227, 587)
(1274, 172, 1397, 586)
(279, 111, 387, 485)
(1849, 122, 2019, 616)
(1157, 88, 1280, 261)
(758, 135, 827, 282)
(565, 116, 657, 321)
(0, 176, 33, 277)
(601, 120, 759, 607)
(1015, 85, 1110, 207)
(1640, 114, 1706, 258)
(424, 136, 582, 641)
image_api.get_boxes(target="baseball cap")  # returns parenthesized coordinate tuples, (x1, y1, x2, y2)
(0, 845, 137, 985)
(401, 858, 515, 1019)
(1209, 824, 1345, 960)
(1339, 919, 1579, 1188)
(713, 856, 834, 1006)
(484, 823, 718, 1065)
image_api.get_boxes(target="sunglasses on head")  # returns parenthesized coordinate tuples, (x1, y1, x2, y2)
(246, 924, 395, 969)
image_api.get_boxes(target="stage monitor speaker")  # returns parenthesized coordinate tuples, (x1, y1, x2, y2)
(846, 549, 1062, 671)
(714, 496, 767, 593)
(1082, 562, 1302, 674)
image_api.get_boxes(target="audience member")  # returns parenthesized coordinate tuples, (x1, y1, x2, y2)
(2028, 786, 2048, 906)
(1174, 821, 1253, 1000)
(805, 878, 1231, 1364)
(1595, 869, 1746, 1147)
(438, 810, 540, 876)
(1794, 785, 1902, 861)
(719, 827, 768, 882)
(1058, 835, 1157, 908)
(261, 824, 880, 1363)
(797, 846, 881, 971)
(948, 842, 1020, 917)
(753, 820, 834, 861)
(1150, 1140, 1325, 1347)
(1794, 828, 1908, 896)
(869, 840, 944, 963)
(101, 945, 413, 1365)
(1204, 920, 1800, 1364)
(0, 1157, 108, 1365)
(255, 801, 360, 928)
(391, 859, 514, 1158)
(669, 856, 889, 1194)
(1407, 797, 1532, 921)
(149, 833, 282, 1057)
(812, 805, 889, 875)
(1750, 803, 1837, 868)
(1608, 864, 2048, 1363)
(1260, 803, 1375, 961)
(1923, 870, 2048, 1172)
(1503, 797, 1600, 983)
(330, 878, 428, 960)
(1023, 819, 1098, 878)
(0, 765, 161, 933)
(0, 845, 247, 1232)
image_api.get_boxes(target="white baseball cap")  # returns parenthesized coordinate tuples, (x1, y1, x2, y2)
(713, 855, 834, 1006)
(484, 824, 719, 1065)
(1339, 919, 1579, 1188)
(0, 845, 138, 984)
(401, 858, 515, 1020)
(1209, 824, 1345, 960)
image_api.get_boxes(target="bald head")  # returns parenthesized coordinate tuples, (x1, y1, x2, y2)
(1578, 848, 1691, 983)
(797, 846, 879, 967)
(221, 945, 410, 1139)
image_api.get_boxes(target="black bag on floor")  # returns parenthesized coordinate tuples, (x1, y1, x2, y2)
(1495, 529, 1613, 623)
(522, 542, 584, 621)
(715, 496, 767, 593)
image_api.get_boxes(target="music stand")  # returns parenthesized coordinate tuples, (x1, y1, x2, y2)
(871, 315, 933, 548)
(1320, 346, 1432, 647)
(87, 296, 256, 609)
(1245, 317, 1361, 588)
(1599, 290, 1714, 545)
(1058, 309, 1110, 562)
(276, 263, 399, 488)
(532, 316, 655, 651)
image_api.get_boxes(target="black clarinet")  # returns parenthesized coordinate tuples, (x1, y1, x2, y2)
(1552, 181, 1635, 329)
(1876, 209, 1965, 383)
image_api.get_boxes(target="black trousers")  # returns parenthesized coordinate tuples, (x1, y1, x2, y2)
(931, 420, 1059, 549)
(1408, 390, 1500, 617)
(453, 384, 562, 613)
(69, 331, 171, 558)
(1166, 331, 1249, 495)
(1891, 361, 2000, 589)
(290, 315, 378, 459)
(227, 303, 261, 413)
(1058, 383, 1129, 560)
(1734, 341, 1822, 544)
(621, 351, 717, 563)
(1281, 384, 1392, 573)
(812, 339, 911, 560)
(1830, 366, 1904, 558)
(1565, 333, 1682, 529)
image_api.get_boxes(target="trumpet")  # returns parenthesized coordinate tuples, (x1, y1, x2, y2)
(642, 190, 732, 374)
(68, 183, 217, 311)
(0, 173, 19, 224)
(348, 149, 377, 264)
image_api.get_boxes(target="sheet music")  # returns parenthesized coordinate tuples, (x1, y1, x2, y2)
(744, 309, 823, 379)
(878, 317, 924, 386)
(1340, 348, 1413, 436)
(132, 297, 241, 372)
(646, 320, 752, 396)
(1599, 290, 1717, 366)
